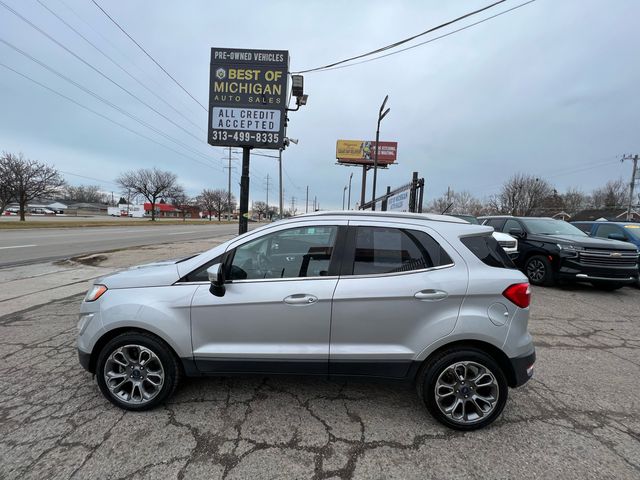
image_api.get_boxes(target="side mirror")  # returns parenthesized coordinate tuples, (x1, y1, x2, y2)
(509, 228, 525, 238)
(207, 263, 226, 297)
(608, 233, 627, 242)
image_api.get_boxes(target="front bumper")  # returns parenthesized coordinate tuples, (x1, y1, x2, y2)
(78, 349, 92, 373)
(557, 257, 638, 283)
(509, 350, 536, 387)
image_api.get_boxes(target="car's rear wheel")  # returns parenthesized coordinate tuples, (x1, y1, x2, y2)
(418, 348, 508, 431)
(525, 255, 555, 286)
(96, 332, 180, 411)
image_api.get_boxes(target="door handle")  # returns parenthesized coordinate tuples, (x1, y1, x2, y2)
(283, 294, 318, 305)
(414, 289, 448, 301)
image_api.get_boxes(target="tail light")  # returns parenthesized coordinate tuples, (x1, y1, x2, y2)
(502, 283, 531, 308)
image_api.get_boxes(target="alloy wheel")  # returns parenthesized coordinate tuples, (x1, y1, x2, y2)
(434, 361, 499, 425)
(527, 259, 546, 282)
(103, 344, 165, 405)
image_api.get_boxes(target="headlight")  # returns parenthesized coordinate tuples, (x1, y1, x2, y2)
(556, 243, 584, 252)
(85, 284, 108, 302)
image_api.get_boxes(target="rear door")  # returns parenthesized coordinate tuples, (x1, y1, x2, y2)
(329, 221, 468, 378)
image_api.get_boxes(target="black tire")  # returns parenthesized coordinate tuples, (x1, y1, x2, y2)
(524, 255, 555, 286)
(417, 348, 508, 431)
(591, 281, 625, 291)
(96, 331, 181, 411)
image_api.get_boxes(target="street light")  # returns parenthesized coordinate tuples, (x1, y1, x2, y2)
(342, 185, 347, 210)
(347, 172, 353, 210)
(371, 95, 390, 210)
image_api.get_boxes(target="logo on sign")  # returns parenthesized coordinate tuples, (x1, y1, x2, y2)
(215, 68, 226, 80)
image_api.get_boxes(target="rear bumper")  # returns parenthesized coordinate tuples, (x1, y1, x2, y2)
(509, 350, 536, 387)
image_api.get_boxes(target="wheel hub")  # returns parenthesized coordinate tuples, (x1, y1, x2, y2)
(104, 344, 164, 405)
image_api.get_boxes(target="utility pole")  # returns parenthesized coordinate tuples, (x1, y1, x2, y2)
(226, 147, 232, 220)
(313, 196, 317, 211)
(306, 186, 309, 213)
(290, 196, 296, 215)
(278, 148, 283, 218)
(622, 154, 639, 221)
(342, 186, 347, 210)
(265, 174, 270, 210)
(347, 172, 353, 210)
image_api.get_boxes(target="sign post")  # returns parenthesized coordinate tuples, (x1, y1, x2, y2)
(208, 47, 289, 234)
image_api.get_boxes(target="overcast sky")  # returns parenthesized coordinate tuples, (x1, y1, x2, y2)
(1, 0, 639, 209)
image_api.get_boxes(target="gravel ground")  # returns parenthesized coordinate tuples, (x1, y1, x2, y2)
(1, 276, 639, 479)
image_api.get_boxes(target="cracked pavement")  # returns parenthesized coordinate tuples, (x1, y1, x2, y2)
(1, 278, 640, 478)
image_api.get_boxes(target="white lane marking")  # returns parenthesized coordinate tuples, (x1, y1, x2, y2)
(0, 244, 37, 249)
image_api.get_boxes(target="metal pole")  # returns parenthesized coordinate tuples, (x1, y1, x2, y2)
(623, 154, 639, 221)
(228, 147, 232, 221)
(347, 172, 353, 210)
(342, 186, 347, 210)
(372, 123, 380, 210)
(239, 147, 251, 234)
(360, 165, 367, 209)
(266, 174, 269, 210)
(306, 185, 309, 213)
(278, 148, 283, 218)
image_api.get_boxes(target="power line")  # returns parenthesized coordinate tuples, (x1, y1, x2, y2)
(59, 170, 119, 186)
(34, 0, 204, 134)
(56, 0, 202, 119)
(0, 0, 207, 146)
(90, 0, 207, 111)
(311, 1, 537, 74)
(293, 0, 507, 74)
(0, 38, 219, 168)
(0, 62, 221, 174)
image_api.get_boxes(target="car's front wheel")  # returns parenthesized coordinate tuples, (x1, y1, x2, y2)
(418, 348, 508, 430)
(96, 331, 181, 410)
(525, 255, 555, 286)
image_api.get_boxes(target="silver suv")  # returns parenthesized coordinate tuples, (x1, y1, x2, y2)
(78, 211, 535, 430)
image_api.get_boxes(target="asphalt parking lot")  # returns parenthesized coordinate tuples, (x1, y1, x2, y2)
(1, 281, 640, 479)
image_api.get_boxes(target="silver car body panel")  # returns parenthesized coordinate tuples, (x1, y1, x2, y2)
(78, 211, 534, 380)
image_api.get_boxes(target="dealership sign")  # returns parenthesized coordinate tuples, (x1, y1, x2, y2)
(336, 140, 398, 166)
(208, 48, 289, 149)
(387, 190, 410, 211)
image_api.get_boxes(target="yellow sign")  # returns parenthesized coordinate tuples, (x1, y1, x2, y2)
(335, 139, 397, 165)
(336, 140, 368, 160)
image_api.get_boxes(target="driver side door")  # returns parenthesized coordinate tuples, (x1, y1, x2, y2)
(190, 221, 346, 374)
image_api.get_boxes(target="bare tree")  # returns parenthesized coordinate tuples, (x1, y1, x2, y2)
(253, 201, 269, 221)
(2, 152, 65, 221)
(561, 187, 588, 215)
(117, 168, 178, 221)
(496, 173, 553, 216)
(427, 189, 484, 216)
(168, 186, 193, 222)
(62, 184, 108, 204)
(197, 189, 216, 220)
(0, 153, 16, 215)
(590, 179, 627, 209)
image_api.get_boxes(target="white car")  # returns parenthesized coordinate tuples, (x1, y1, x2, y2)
(449, 215, 518, 258)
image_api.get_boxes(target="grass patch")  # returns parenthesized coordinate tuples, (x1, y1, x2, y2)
(0, 219, 237, 229)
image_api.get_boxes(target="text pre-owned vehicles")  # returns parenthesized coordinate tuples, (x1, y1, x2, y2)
(450, 214, 519, 258)
(78, 211, 535, 430)
(480, 216, 640, 290)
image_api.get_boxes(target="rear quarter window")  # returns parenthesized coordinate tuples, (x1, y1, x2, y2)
(460, 235, 515, 269)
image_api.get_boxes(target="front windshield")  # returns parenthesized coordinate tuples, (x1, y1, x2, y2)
(523, 219, 587, 236)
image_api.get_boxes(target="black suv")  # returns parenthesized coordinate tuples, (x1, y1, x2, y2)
(479, 216, 639, 290)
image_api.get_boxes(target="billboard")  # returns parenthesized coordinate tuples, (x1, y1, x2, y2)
(336, 140, 398, 166)
(208, 48, 289, 150)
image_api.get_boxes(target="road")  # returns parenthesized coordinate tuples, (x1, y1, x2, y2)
(0, 223, 249, 267)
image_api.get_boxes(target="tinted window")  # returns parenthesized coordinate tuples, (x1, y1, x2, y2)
(572, 223, 593, 234)
(503, 219, 522, 234)
(594, 224, 626, 240)
(483, 218, 505, 229)
(461, 235, 515, 269)
(351, 227, 452, 275)
(229, 226, 338, 280)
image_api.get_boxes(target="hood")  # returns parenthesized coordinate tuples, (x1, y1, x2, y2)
(98, 262, 181, 289)
(530, 233, 638, 251)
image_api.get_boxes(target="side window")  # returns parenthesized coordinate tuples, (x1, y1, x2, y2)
(461, 235, 515, 269)
(183, 254, 224, 282)
(484, 218, 505, 230)
(572, 223, 592, 234)
(503, 219, 522, 234)
(351, 227, 452, 275)
(229, 226, 338, 280)
(594, 224, 626, 241)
